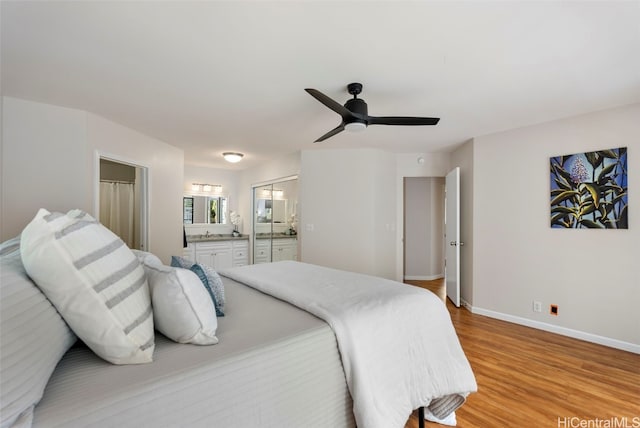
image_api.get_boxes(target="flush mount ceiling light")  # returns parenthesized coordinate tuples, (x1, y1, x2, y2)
(223, 152, 244, 163)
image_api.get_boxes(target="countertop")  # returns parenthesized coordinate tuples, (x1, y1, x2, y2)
(255, 233, 298, 240)
(187, 233, 298, 243)
(186, 234, 249, 243)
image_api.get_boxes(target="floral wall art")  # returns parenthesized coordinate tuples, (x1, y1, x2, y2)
(550, 147, 628, 229)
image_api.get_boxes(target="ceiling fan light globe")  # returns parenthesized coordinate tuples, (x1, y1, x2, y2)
(345, 122, 367, 132)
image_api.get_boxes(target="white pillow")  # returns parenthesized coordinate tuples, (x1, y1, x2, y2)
(132, 249, 163, 267)
(20, 209, 155, 365)
(140, 262, 219, 345)
(1, 237, 77, 428)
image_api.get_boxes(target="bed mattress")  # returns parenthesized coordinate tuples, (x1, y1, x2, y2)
(32, 277, 355, 428)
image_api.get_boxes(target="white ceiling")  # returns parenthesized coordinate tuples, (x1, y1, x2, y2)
(2, 1, 639, 170)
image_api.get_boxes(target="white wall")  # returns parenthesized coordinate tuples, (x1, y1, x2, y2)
(372, 149, 397, 279)
(472, 104, 639, 351)
(2, 97, 90, 237)
(300, 149, 396, 278)
(1, 97, 184, 264)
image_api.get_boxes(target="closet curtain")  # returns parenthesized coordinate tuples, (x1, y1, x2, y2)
(100, 181, 135, 248)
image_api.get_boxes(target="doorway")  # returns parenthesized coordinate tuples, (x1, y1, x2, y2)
(97, 156, 149, 251)
(403, 177, 446, 282)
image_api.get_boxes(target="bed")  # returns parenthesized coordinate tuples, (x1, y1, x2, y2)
(1, 209, 476, 428)
(31, 275, 356, 427)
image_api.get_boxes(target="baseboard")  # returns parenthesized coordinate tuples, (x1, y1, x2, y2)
(404, 274, 444, 281)
(469, 306, 640, 354)
(460, 298, 472, 312)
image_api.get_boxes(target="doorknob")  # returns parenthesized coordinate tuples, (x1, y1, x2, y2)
(450, 241, 457, 246)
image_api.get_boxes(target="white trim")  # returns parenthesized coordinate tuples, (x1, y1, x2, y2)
(404, 274, 444, 281)
(470, 305, 640, 354)
(397, 172, 447, 283)
(460, 298, 473, 312)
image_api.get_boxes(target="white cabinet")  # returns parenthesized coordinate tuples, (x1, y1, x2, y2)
(188, 239, 249, 270)
(272, 238, 298, 262)
(232, 240, 249, 267)
(196, 241, 232, 271)
(254, 238, 297, 264)
(254, 239, 271, 264)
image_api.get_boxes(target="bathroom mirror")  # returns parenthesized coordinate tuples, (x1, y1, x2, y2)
(183, 195, 228, 224)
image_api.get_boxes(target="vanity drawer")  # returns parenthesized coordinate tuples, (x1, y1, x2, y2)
(232, 240, 248, 249)
(232, 240, 249, 266)
(253, 239, 269, 264)
(233, 247, 248, 263)
(196, 241, 230, 251)
(233, 247, 247, 257)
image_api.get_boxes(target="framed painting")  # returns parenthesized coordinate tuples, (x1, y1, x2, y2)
(550, 147, 627, 229)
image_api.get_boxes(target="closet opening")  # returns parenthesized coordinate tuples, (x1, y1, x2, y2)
(252, 176, 298, 264)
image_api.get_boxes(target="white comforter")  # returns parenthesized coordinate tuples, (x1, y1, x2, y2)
(219, 261, 477, 428)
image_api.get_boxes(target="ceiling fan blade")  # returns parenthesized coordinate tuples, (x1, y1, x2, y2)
(305, 88, 353, 119)
(314, 124, 345, 143)
(368, 116, 440, 126)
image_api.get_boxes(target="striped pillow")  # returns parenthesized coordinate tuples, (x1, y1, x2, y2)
(1, 237, 77, 428)
(20, 209, 154, 365)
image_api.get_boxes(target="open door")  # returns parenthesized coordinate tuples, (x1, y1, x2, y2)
(445, 167, 461, 307)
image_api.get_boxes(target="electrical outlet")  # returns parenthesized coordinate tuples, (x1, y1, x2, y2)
(533, 301, 542, 313)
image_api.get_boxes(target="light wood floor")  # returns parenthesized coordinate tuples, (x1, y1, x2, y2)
(403, 279, 640, 428)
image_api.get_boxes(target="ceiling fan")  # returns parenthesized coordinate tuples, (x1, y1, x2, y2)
(305, 82, 440, 143)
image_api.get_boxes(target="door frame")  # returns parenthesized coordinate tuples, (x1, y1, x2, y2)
(397, 173, 445, 283)
(94, 151, 150, 251)
(402, 177, 446, 281)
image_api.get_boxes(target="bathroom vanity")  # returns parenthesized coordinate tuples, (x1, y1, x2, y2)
(183, 235, 249, 270)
